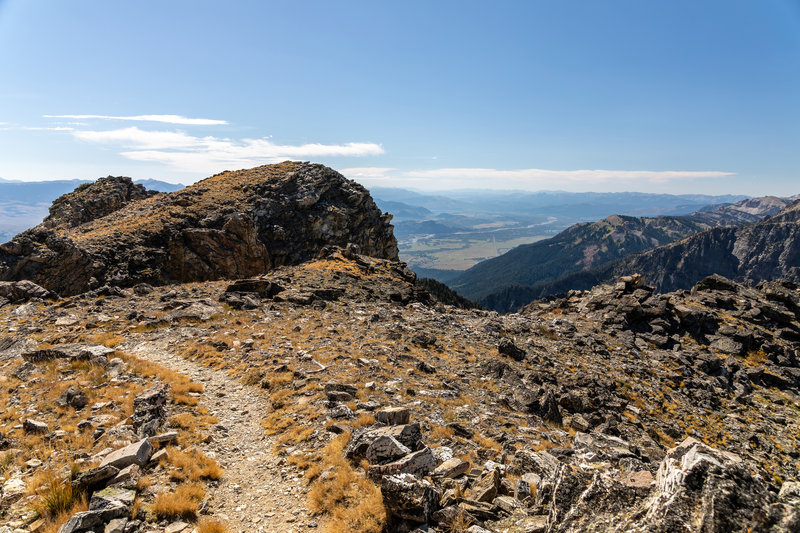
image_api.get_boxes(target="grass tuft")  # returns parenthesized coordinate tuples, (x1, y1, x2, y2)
(152, 482, 206, 520)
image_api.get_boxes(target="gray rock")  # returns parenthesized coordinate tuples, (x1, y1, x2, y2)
(89, 486, 136, 512)
(107, 465, 140, 489)
(469, 468, 501, 503)
(0, 280, 53, 303)
(57, 504, 127, 533)
(57, 386, 89, 410)
(368, 447, 436, 479)
(131, 386, 167, 438)
(498, 338, 526, 361)
(100, 439, 153, 469)
(375, 406, 411, 426)
(365, 435, 411, 465)
(380, 473, 439, 523)
(23, 419, 48, 433)
(345, 423, 423, 461)
(434, 458, 470, 479)
(72, 464, 120, 492)
(635, 437, 774, 532)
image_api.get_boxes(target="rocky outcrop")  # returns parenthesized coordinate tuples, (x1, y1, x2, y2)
(0, 162, 398, 295)
(41, 176, 157, 230)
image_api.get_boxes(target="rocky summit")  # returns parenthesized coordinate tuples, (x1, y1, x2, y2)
(0, 167, 798, 533)
(0, 162, 397, 295)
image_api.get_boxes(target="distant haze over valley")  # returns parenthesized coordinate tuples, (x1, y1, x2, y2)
(370, 186, 747, 274)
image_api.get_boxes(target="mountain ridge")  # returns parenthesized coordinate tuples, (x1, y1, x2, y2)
(452, 196, 796, 311)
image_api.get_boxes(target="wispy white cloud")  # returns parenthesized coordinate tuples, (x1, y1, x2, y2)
(71, 126, 384, 173)
(21, 126, 74, 131)
(44, 114, 228, 126)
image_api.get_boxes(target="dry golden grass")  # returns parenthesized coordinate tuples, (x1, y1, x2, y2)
(169, 412, 197, 429)
(353, 413, 376, 428)
(197, 517, 231, 533)
(276, 424, 315, 447)
(87, 331, 125, 347)
(29, 469, 81, 520)
(307, 433, 386, 533)
(39, 496, 88, 533)
(430, 424, 455, 442)
(152, 482, 206, 520)
(121, 353, 203, 405)
(472, 433, 502, 452)
(162, 447, 223, 482)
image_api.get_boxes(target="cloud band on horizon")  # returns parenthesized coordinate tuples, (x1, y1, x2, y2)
(342, 166, 734, 189)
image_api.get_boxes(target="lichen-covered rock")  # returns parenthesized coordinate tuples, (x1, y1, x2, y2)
(0, 162, 398, 295)
(633, 437, 775, 532)
(380, 473, 439, 523)
(131, 385, 168, 438)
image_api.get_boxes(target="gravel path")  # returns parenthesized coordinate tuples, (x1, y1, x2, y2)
(126, 338, 313, 533)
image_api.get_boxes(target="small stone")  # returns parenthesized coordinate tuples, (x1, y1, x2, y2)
(498, 338, 526, 361)
(375, 407, 411, 426)
(23, 419, 48, 433)
(150, 448, 168, 464)
(164, 522, 190, 533)
(434, 458, 470, 479)
(103, 518, 127, 533)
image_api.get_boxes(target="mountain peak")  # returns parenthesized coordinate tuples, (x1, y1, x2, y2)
(0, 162, 398, 295)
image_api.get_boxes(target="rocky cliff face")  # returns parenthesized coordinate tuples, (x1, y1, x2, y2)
(0, 162, 398, 295)
(605, 201, 800, 293)
(501, 200, 800, 305)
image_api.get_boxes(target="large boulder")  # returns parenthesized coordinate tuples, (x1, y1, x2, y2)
(381, 473, 439, 523)
(0, 163, 398, 295)
(634, 438, 775, 532)
(0, 280, 53, 303)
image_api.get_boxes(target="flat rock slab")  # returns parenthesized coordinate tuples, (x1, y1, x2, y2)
(89, 487, 136, 512)
(22, 344, 114, 363)
(100, 439, 153, 469)
(57, 504, 127, 533)
(368, 447, 436, 479)
(434, 458, 470, 479)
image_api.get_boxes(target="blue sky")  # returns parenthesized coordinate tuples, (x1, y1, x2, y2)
(0, 0, 798, 194)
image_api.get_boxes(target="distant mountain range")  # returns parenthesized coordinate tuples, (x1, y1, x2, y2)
(448, 196, 796, 312)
